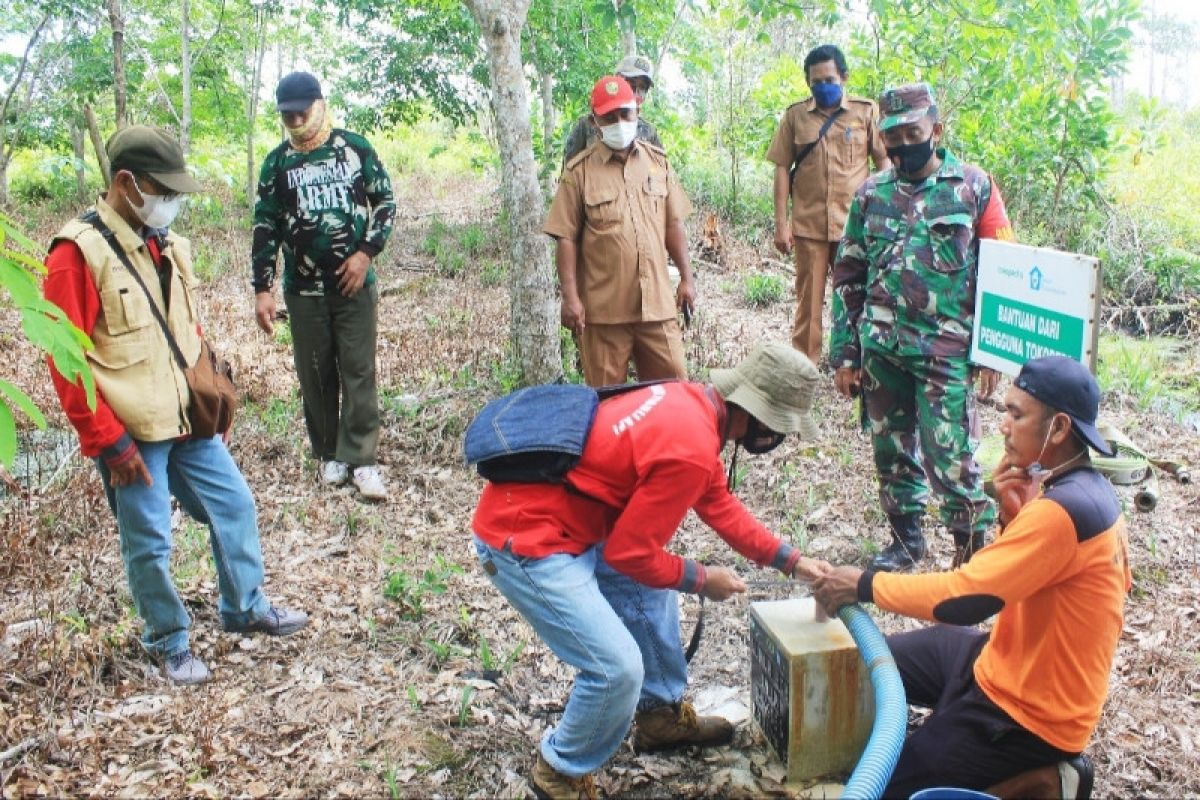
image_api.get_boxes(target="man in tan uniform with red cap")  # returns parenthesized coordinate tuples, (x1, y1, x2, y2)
(545, 75, 696, 387)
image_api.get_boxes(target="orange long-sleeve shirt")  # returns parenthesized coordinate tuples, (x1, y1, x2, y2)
(861, 467, 1130, 752)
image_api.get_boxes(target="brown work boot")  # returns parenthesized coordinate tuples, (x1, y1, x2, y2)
(632, 701, 735, 752)
(531, 752, 597, 800)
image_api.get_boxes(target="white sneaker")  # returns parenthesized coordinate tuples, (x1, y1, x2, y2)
(352, 465, 388, 501)
(321, 460, 349, 486)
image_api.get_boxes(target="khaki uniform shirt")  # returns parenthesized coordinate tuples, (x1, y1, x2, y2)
(766, 94, 889, 241)
(544, 140, 691, 325)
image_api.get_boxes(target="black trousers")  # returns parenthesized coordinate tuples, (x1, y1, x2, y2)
(883, 626, 1075, 799)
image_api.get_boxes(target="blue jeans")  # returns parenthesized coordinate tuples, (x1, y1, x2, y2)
(97, 436, 270, 657)
(473, 537, 688, 777)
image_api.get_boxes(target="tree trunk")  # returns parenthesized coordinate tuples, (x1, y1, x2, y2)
(246, 7, 268, 214)
(108, 0, 128, 128)
(84, 104, 112, 188)
(464, 0, 561, 385)
(0, 151, 9, 206)
(71, 120, 88, 202)
(538, 66, 556, 193)
(181, 0, 192, 153)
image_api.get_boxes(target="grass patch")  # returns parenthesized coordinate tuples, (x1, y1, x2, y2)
(1097, 333, 1200, 416)
(742, 273, 787, 307)
(421, 218, 501, 279)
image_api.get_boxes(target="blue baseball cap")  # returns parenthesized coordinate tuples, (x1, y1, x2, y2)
(1014, 356, 1114, 457)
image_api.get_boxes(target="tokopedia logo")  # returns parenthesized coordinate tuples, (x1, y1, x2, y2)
(998, 266, 1023, 280)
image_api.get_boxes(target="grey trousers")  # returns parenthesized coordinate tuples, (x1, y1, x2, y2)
(283, 284, 380, 466)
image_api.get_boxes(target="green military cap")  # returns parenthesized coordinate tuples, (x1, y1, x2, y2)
(879, 82, 938, 131)
(105, 125, 202, 194)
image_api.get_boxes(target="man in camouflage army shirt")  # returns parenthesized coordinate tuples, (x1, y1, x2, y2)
(562, 54, 663, 165)
(252, 72, 396, 501)
(830, 83, 1014, 572)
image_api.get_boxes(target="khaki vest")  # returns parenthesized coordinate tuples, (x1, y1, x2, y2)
(53, 200, 203, 441)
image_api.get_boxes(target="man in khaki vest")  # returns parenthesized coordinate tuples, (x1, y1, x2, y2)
(44, 126, 307, 685)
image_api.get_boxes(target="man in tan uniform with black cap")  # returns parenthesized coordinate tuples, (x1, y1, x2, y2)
(767, 44, 889, 364)
(546, 75, 695, 387)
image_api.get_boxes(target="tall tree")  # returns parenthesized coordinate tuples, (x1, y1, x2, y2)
(106, 0, 127, 128)
(0, 11, 51, 203)
(181, 0, 192, 153)
(463, 0, 560, 384)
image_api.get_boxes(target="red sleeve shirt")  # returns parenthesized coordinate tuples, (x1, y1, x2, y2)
(43, 236, 168, 465)
(977, 178, 1014, 241)
(471, 383, 800, 592)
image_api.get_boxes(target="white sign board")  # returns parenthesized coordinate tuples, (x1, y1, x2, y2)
(970, 239, 1101, 377)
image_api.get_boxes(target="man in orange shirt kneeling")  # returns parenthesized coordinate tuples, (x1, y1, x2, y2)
(814, 356, 1129, 799)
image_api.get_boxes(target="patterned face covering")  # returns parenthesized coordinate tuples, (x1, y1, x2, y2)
(286, 100, 332, 153)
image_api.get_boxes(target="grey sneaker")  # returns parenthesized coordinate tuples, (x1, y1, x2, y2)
(225, 605, 309, 636)
(321, 460, 349, 486)
(163, 649, 210, 685)
(352, 465, 388, 501)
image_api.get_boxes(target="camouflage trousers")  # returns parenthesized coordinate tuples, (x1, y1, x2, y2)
(861, 347, 994, 536)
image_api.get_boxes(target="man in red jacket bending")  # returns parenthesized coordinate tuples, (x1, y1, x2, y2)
(471, 342, 831, 800)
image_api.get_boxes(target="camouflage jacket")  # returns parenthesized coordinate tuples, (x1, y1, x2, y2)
(562, 115, 662, 165)
(251, 129, 396, 296)
(830, 149, 1003, 366)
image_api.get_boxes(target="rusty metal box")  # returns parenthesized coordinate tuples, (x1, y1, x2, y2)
(750, 597, 874, 783)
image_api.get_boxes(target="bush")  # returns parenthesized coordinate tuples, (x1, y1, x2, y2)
(742, 273, 787, 307)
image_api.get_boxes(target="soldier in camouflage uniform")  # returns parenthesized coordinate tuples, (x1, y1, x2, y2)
(562, 54, 663, 165)
(252, 72, 396, 501)
(830, 83, 1015, 571)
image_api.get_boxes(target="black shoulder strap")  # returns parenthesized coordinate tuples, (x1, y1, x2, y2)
(789, 107, 846, 188)
(85, 215, 190, 372)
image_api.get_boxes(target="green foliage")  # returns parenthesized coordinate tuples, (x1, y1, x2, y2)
(0, 213, 93, 468)
(421, 217, 501, 280)
(741, 273, 787, 307)
(455, 685, 475, 727)
(382, 555, 463, 620)
(848, 0, 1139, 248)
(1097, 333, 1199, 415)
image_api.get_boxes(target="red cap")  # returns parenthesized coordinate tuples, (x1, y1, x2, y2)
(591, 75, 636, 116)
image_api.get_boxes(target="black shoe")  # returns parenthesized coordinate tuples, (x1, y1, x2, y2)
(1059, 754, 1094, 800)
(951, 531, 988, 569)
(869, 512, 925, 572)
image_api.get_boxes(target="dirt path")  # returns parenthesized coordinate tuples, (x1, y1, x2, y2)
(2, 172, 1198, 798)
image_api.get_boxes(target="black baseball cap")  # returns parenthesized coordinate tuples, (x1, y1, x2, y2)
(105, 125, 202, 194)
(1014, 356, 1114, 457)
(276, 71, 323, 112)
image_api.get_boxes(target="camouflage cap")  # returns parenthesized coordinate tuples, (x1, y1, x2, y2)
(105, 125, 202, 194)
(879, 82, 938, 131)
(615, 54, 654, 85)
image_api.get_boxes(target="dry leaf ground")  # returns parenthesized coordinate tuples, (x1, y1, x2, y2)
(2, 170, 1198, 798)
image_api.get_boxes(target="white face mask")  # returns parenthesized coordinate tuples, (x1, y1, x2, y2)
(129, 176, 183, 229)
(600, 119, 638, 150)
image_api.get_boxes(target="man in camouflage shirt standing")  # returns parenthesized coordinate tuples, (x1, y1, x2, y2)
(831, 83, 1014, 572)
(252, 72, 396, 501)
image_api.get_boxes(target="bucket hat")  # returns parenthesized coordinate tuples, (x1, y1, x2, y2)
(710, 343, 820, 440)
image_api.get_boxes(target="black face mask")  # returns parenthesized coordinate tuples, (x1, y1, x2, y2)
(887, 137, 935, 176)
(741, 417, 786, 454)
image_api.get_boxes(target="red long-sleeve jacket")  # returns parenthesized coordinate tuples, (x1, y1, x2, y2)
(471, 382, 802, 593)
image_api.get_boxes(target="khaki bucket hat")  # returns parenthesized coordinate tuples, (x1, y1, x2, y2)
(710, 343, 820, 440)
